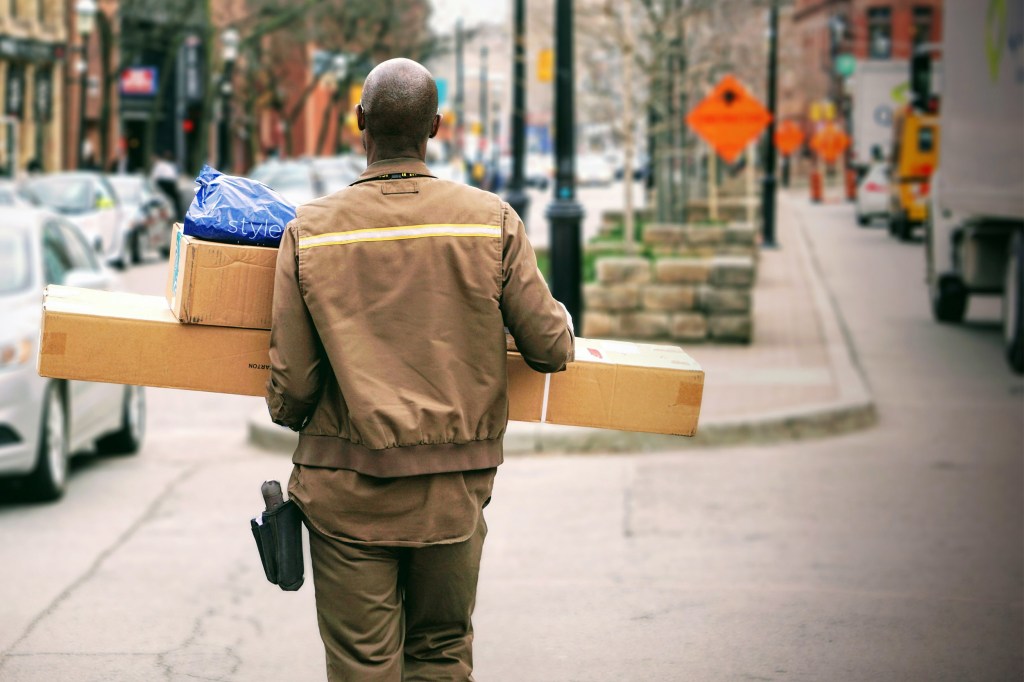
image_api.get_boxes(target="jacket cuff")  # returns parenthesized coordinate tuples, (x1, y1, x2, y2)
(266, 383, 313, 432)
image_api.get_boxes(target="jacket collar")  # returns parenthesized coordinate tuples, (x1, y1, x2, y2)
(354, 157, 434, 184)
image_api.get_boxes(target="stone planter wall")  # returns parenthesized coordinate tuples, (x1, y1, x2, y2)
(582, 222, 757, 343)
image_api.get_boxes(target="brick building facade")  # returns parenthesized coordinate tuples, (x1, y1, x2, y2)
(781, 0, 944, 124)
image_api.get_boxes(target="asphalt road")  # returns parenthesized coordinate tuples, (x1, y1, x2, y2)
(0, 189, 1020, 681)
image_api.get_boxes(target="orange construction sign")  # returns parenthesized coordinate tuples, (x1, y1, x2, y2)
(809, 123, 849, 163)
(685, 74, 772, 164)
(774, 120, 805, 155)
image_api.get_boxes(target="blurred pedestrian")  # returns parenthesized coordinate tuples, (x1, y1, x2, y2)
(25, 158, 42, 175)
(150, 150, 181, 217)
(266, 57, 574, 681)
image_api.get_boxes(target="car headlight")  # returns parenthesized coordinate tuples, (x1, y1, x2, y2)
(0, 336, 34, 369)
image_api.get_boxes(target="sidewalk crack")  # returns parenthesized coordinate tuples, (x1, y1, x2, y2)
(0, 462, 203, 673)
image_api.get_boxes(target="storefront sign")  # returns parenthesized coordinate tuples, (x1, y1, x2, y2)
(0, 37, 65, 62)
(120, 67, 159, 96)
(183, 35, 204, 103)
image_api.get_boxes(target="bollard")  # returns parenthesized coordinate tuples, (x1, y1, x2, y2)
(844, 167, 858, 202)
(809, 168, 823, 204)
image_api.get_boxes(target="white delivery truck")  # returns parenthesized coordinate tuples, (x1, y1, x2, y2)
(927, 0, 1024, 374)
(850, 59, 908, 170)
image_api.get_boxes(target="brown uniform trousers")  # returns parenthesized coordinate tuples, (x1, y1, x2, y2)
(307, 518, 487, 681)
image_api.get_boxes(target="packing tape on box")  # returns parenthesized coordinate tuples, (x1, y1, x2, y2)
(540, 373, 551, 424)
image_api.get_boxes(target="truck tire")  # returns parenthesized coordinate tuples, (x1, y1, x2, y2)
(1004, 231, 1024, 374)
(932, 276, 968, 323)
(897, 212, 913, 242)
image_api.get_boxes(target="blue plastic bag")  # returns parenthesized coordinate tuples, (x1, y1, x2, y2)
(183, 165, 296, 247)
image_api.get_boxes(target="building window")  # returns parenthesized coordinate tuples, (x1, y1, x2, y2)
(913, 6, 934, 48)
(38, 0, 47, 24)
(10, 0, 18, 19)
(868, 7, 892, 59)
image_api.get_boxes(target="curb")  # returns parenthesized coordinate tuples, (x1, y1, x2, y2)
(248, 194, 876, 455)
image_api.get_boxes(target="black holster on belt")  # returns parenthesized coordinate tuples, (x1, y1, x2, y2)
(251, 497, 305, 591)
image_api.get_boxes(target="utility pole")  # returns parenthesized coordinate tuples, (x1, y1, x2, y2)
(504, 0, 530, 224)
(546, 0, 584, 327)
(454, 19, 464, 161)
(478, 44, 488, 168)
(761, 0, 779, 247)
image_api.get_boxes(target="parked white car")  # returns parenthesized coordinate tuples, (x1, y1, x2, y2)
(855, 162, 891, 226)
(0, 208, 144, 501)
(576, 154, 615, 187)
(107, 174, 176, 260)
(23, 172, 132, 269)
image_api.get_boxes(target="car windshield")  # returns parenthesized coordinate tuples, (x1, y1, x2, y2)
(0, 227, 32, 295)
(109, 177, 144, 205)
(0, 187, 15, 205)
(25, 177, 94, 214)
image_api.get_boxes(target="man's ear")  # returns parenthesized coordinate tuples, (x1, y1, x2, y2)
(428, 113, 441, 139)
(356, 104, 366, 132)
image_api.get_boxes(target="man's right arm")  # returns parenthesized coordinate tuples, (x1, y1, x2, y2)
(499, 202, 574, 373)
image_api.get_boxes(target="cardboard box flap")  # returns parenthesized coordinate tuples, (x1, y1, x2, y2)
(44, 285, 180, 324)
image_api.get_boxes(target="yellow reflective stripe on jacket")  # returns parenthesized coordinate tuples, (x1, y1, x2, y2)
(299, 223, 501, 249)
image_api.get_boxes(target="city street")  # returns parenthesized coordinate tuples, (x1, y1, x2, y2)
(0, 188, 1021, 681)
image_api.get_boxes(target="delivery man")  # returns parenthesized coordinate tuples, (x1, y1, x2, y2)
(265, 58, 574, 681)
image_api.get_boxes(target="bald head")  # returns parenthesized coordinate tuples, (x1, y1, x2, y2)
(359, 58, 440, 159)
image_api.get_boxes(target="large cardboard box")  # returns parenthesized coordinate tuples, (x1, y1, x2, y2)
(39, 287, 704, 436)
(166, 224, 278, 330)
(42, 286, 272, 396)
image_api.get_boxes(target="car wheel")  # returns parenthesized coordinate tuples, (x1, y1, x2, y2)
(24, 383, 68, 501)
(1004, 231, 1024, 374)
(97, 385, 146, 455)
(131, 229, 145, 265)
(931, 276, 969, 324)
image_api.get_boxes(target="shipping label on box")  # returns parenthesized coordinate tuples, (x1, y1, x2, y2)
(40, 287, 704, 436)
(167, 224, 279, 330)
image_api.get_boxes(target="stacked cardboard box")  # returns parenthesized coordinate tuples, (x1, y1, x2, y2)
(39, 226, 705, 436)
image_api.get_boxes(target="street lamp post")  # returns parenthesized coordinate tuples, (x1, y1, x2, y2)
(75, 0, 97, 170)
(760, 0, 780, 248)
(504, 0, 530, 224)
(218, 28, 239, 172)
(546, 0, 584, 327)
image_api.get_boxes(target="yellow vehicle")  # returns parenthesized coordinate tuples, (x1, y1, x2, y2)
(888, 107, 939, 241)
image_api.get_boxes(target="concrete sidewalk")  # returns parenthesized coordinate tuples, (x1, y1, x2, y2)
(249, 191, 876, 454)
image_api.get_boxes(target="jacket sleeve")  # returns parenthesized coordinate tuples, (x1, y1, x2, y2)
(499, 202, 575, 373)
(265, 220, 323, 430)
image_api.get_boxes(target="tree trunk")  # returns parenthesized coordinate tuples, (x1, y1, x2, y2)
(98, 13, 114, 167)
(619, 2, 637, 248)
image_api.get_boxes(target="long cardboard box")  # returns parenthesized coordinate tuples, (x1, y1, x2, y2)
(166, 224, 278, 330)
(39, 286, 704, 436)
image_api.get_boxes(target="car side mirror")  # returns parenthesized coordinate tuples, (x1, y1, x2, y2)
(63, 268, 111, 290)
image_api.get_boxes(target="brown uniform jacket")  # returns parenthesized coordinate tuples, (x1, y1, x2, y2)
(266, 157, 574, 478)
